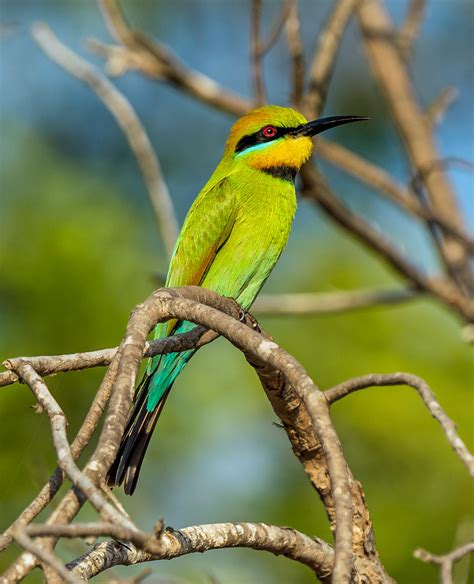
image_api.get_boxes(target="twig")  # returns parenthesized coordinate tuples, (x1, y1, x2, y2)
(414, 542, 474, 584)
(258, 0, 293, 55)
(285, 0, 305, 108)
(314, 138, 474, 251)
(325, 372, 474, 478)
(13, 363, 138, 529)
(31, 22, 178, 260)
(425, 86, 458, 128)
(300, 165, 474, 322)
(11, 530, 83, 584)
(1, 326, 215, 388)
(397, 0, 426, 60)
(0, 351, 119, 551)
(253, 286, 418, 315)
(96, 0, 249, 116)
(304, 0, 357, 118)
(25, 521, 334, 581)
(250, 0, 266, 106)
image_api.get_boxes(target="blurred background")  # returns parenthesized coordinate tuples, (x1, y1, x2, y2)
(0, 1, 473, 582)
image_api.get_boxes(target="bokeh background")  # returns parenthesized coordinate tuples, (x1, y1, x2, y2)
(0, 1, 473, 582)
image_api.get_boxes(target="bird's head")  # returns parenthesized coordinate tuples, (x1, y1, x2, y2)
(225, 105, 367, 174)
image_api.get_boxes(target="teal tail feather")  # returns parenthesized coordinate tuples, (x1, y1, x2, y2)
(107, 321, 195, 495)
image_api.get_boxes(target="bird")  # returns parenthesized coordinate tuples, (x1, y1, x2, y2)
(107, 105, 367, 494)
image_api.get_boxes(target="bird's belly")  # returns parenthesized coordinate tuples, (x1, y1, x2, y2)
(201, 213, 292, 309)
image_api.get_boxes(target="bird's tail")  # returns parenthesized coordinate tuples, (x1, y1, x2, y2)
(107, 323, 196, 495)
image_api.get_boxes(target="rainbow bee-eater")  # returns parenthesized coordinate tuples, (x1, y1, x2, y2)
(108, 105, 367, 494)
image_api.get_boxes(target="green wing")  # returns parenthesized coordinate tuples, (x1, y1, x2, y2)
(162, 178, 236, 335)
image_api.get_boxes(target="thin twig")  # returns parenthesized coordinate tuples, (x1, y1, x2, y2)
(97, 0, 249, 116)
(258, 0, 293, 55)
(13, 363, 139, 529)
(285, 0, 305, 108)
(31, 22, 178, 260)
(314, 138, 474, 250)
(300, 165, 474, 322)
(425, 86, 458, 128)
(414, 541, 474, 584)
(397, 0, 426, 60)
(250, 0, 266, 106)
(0, 288, 416, 392)
(253, 286, 418, 315)
(1, 326, 215, 388)
(304, 0, 357, 118)
(11, 530, 83, 584)
(325, 372, 474, 478)
(0, 351, 119, 551)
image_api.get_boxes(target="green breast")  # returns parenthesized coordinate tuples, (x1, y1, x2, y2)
(201, 168, 296, 309)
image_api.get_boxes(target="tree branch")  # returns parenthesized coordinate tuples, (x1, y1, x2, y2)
(250, 0, 266, 106)
(325, 372, 474, 478)
(24, 521, 334, 581)
(31, 22, 178, 260)
(304, 0, 358, 118)
(253, 286, 418, 315)
(414, 541, 474, 584)
(356, 0, 473, 294)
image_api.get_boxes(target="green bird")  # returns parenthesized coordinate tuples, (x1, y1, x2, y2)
(108, 105, 366, 494)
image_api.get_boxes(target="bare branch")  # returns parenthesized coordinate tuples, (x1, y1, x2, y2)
(258, 0, 293, 55)
(25, 521, 334, 581)
(325, 372, 474, 478)
(425, 86, 458, 128)
(253, 286, 418, 315)
(397, 0, 426, 60)
(250, 0, 266, 106)
(285, 0, 305, 108)
(11, 530, 83, 584)
(0, 352, 119, 551)
(93, 286, 354, 581)
(13, 363, 138, 529)
(31, 22, 178, 260)
(96, 0, 249, 116)
(1, 326, 215, 388)
(414, 541, 474, 584)
(300, 164, 474, 322)
(314, 138, 474, 251)
(304, 0, 357, 118)
(356, 0, 473, 294)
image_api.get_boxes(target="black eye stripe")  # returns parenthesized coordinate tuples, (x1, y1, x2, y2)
(234, 125, 301, 154)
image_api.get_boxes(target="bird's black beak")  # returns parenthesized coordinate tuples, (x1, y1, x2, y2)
(294, 115, 369, 137)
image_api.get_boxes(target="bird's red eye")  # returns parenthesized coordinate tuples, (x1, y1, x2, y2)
(262, 125, 277, 138)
